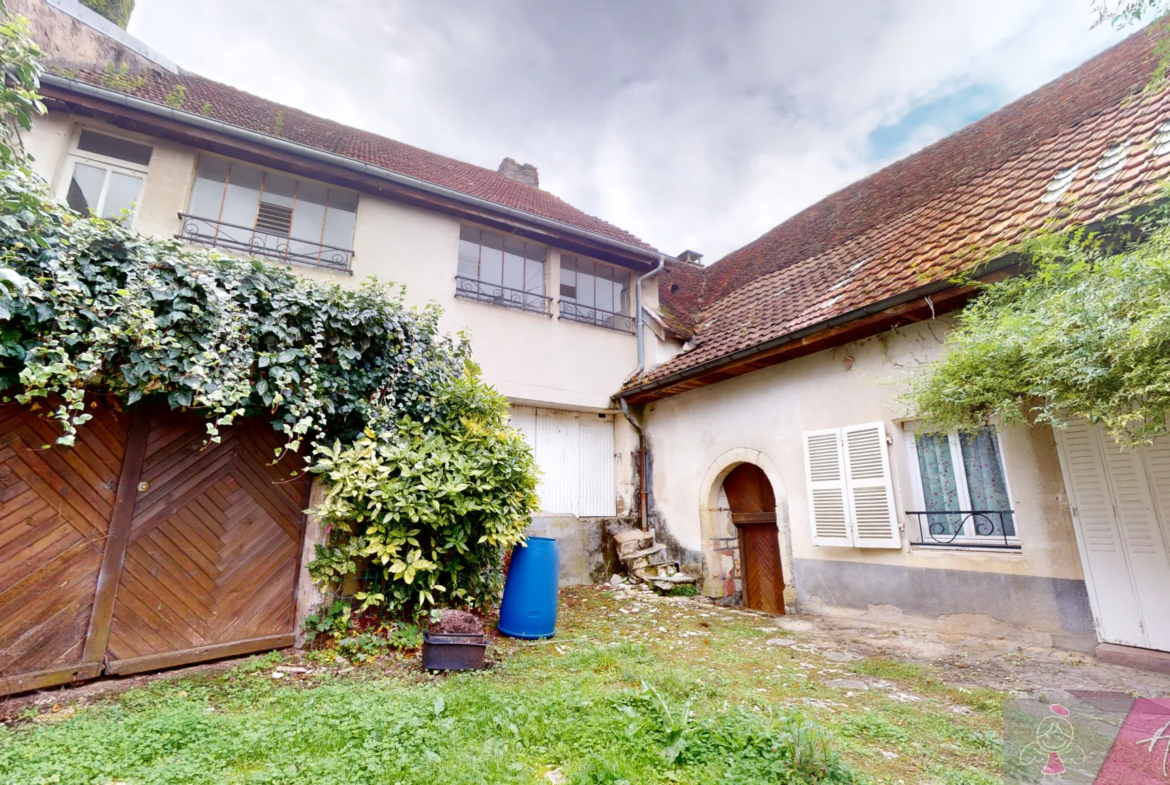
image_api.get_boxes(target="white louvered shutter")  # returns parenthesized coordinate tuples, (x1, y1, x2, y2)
(842, 422, 901, 549)
(1055, 420, 1145, 647)
(804, 428, 855, 547)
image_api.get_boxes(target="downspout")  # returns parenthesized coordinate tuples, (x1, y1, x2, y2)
(621, 256, 665, 531)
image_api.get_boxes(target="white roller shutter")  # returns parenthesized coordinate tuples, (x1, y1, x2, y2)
(843, 423, 902, 549)
(804, 428, 854, 547)
(509, 406, 616, 517)
(802, 423, 901, 549)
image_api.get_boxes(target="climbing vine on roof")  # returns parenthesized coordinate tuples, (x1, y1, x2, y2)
(904, 198, 1170, 446)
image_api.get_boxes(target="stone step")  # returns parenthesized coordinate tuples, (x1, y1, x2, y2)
(613, 527, 654, 545)
(618, 543, 665, 562)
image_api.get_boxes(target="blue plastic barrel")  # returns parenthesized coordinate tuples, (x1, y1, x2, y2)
(498, 536, 558, 639)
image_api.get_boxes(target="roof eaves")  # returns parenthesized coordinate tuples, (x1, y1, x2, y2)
(42, 73, 673, 265)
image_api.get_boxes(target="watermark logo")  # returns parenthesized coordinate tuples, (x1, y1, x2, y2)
(1006, 692, 1170, 783)
(1019, 704, 1085, 776)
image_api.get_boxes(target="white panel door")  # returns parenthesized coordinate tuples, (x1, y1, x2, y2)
(578, 414, 617, 516)
(1056, 420, 1170, 650)
(510, 406, 617, 516)
(536, 409, 580, 515)
(1134, 436, 1170, 650)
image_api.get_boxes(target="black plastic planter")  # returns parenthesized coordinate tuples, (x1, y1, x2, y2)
(421, 631, 487, 671)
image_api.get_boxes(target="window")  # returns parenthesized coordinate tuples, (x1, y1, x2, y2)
(904, 423, 1017, 549)
(558, 255, 634, 332)
(61, 129, 153, 223)
(456, 226, 549, 314)
(179, 157, 357, 272)
(803, 422, 901, 549)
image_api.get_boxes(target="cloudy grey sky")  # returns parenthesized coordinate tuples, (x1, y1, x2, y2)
(128, 1, 1129, 261)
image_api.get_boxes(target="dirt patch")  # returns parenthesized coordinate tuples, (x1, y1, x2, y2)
(430, 609, 484, 635)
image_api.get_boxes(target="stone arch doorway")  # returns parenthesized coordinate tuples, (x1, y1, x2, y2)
(723, 464, 785, 614)
(698, 449, 792, 613)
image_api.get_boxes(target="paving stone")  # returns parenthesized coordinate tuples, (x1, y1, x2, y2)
(823, 650, 861, 662)
(766, 638, 796, 647)
(826, 679, 869, 691)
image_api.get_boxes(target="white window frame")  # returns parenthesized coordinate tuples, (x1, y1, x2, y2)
(902, 421, 1019, 548)
(57, 126, 152, 226)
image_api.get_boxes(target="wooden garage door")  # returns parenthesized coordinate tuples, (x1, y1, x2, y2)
(105, 410, 309, 675)
(0, 402, 309, 694)
(0, 399, 127, 694)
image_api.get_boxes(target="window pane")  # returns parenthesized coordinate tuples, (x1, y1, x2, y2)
(915, 432, 962, 537)
(321, 200, 356, 250)
(479, 231, 504, 285)
(525, 258, 544, 295)
(262, 173, 296, 208)
(559, 256, 578, 300)
(959, 429, 1015, 536)
(77, 129, 152, 166)
(615, 268, 632, 315)
(189, 157, 229, 219)
(595, 263, 615, 312)
(502, 236, 527, 292)
(576, 258, 596, 307)
(221, 164, 263, 226)
(100, 172, 143, 219)
(289, 181, 327, 257)
(458, 227, 481, 279)
(66, 162, 105, 216)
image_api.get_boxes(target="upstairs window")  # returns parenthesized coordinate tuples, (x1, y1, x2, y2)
(62, 128, 153, 223)
(456, 226, 550, 314)
(904, 423, 1018, 549)
(558, 255, 634, 332)
(180, 157, 357, 272)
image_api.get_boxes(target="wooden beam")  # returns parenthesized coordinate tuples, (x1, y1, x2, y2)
(626, 284, 981, 403)
(81, 406, 152, 665)
(105, 634, 294, 676)
(0, 662, 102, 698)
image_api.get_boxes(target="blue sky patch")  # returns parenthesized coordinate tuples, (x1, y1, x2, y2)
(867, 83, 1006, 161)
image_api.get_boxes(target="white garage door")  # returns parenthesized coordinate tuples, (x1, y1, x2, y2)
(509, 406, 617, 516)
(1055, 420, 1170, 652)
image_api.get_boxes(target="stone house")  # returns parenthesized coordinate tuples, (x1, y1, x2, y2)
(626, 29, 1170, 671)
(10, 0, 1170, 675)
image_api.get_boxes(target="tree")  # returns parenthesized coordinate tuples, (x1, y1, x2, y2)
(79, 0, 134, 29)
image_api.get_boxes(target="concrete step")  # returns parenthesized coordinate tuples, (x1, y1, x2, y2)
(613, 527, 654, 545)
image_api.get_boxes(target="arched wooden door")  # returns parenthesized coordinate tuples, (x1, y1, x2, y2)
(723, 464, 784, 614)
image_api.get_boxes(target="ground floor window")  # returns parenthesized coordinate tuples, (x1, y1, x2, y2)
(904, 423, 1017, 548)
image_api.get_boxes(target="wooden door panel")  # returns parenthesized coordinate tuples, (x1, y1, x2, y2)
(106, 412, 308, 674)
(736, 521, 785, 615)
(0, 400, 126, 693)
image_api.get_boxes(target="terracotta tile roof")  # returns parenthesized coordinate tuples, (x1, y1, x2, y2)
(638, 28, 1168, 391)
(54, 68, 654, 253)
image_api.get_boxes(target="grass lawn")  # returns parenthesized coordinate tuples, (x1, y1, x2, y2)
(0, 586, 1005, 784)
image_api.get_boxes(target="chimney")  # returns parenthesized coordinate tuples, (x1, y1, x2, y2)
(677, 250, 704, 264)
(497, 157, 539, 188)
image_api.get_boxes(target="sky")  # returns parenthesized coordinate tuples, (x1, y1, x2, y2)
(128, 1, 1132, 262)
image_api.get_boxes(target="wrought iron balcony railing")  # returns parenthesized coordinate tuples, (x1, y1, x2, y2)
(907, 510, 1020, 550)
(454, 276, 552, 315)
(176, 213, 354, 273)
(558, 301, 636, 333)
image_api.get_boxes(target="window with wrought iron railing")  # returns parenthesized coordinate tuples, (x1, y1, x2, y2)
(558, 255, 634, 333)
(456, 226, 550, 314)
(178, 157, 357, 272)
(904, 423, 1020, 550)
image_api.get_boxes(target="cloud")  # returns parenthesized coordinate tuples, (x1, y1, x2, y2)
(129, 0, 1130, 260)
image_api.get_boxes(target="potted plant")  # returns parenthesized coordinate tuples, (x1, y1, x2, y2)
(421, 610, 487, 671)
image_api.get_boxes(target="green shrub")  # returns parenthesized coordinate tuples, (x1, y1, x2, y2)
(905, 202, 1170, 446)
(307, 363, 539, 617)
